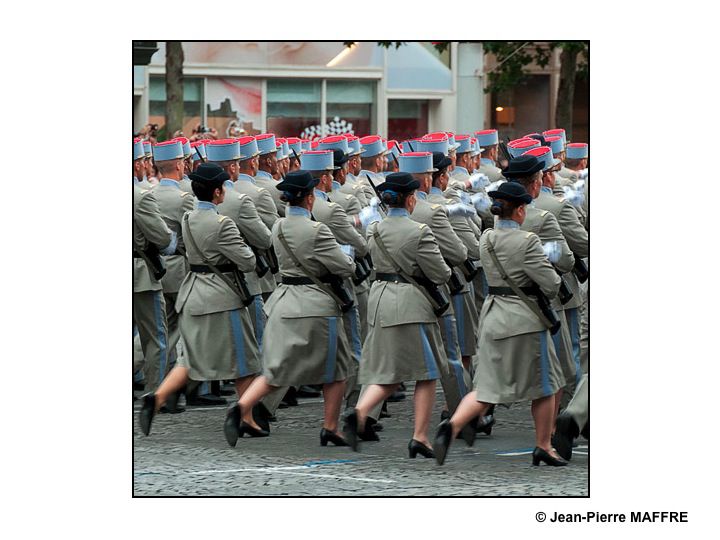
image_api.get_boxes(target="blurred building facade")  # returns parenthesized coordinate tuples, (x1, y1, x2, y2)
(133, 42, 588, 141)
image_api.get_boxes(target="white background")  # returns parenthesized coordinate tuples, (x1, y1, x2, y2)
(2, 2, 718, 538)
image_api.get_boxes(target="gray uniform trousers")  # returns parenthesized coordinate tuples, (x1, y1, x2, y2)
(133, 290, 169, 392)
(362, 311, 470, 422)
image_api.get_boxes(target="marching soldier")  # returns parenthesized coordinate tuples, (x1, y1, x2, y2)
(320, 135, 369, 207)
(171, 137, 195, 193)
(150, 141, 196, 409)
(139, 163, 261, 437)
(356, 135, 389, 200)
(344, 172, 452, 457)
(474, 130, 505, 182)
(286, 137, 303, 172)
(133, 181, 176, 395)
(554, 374, 589, 461)
(507, 152, 578, 423)
(223, 136, 280, 302)
(302, 149, 373, 413)
(384, 140, 401, 174)
(533, 147, 589, 396)
(433, 181, 566, 467)
(211, 140, 274, 348)
(223, 170, 356, 448)
(254, 133, 286, 217)
(133, 138, 151, 188)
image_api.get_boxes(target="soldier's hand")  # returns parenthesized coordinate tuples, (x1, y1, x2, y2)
(470, 192, 491, 213)
(466, 173, 489, 191)
(562, 186, 585, 208)
(542, 241, 562, 263)
(359, 206, 382, 228)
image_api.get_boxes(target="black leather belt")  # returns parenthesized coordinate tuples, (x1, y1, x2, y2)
(133, 251, 143, 259)
(190, 263, 237, 273)
(487, 286, 538, 297)
(375, 273, 410, 283)
(281, 275, 332, 285)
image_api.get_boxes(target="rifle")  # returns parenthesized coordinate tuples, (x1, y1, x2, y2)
(572, 255, 589, 283)
(134, 241, 166, 280)
(555, 269, 575, 305)
(444, 260, 465, 296)
(365, 173, 388, 214)
(498, 137, 512, 165)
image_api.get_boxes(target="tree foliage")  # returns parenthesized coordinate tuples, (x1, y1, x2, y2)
(343, 41, 588, 95)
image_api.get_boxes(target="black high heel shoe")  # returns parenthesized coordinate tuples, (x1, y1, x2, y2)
(433, 420, 453, 465)
(408, 439, 435, 459)
(342, 409, 360, 451)
(252, 403, 272, 433)
(139, 393, 157, 436)
(223, 404, 242, 447)
(239, 421, 269, 438)
(532, 447, 568, 467)
(476, 415, 495, 436)
(320, 428, 348, 446)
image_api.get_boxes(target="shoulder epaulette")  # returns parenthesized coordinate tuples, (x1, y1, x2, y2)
(218, 215, 227, 223)
(180, 191, 192, 197)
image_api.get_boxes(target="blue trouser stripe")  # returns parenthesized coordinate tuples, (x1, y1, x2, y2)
(442, 315, 467, 395)
(452, 294, 467, 355)
(253, 295, 265, 352)
(152, 291, 168, 382)
(229, 309, 248, 376)
(419, 324, 439, 379)
(199, 381, 209, 394)
(567, 307, 582, 386)
(480, 268, 489, 297)
(348, 306, 362, 362)
(539, 331, 552, 396)
(324, 317, 339, 383)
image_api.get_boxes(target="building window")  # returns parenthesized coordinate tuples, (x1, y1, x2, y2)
(149, 76, 203, 138)
(388, 99, 429, 141)
(267, 79, 321, 138)
(326, 80, 375, 136)
(490, 74, 550, 140)
(206, 77, 263, 138)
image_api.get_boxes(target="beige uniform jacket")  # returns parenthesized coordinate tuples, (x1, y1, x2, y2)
(133, 185, 174, 293)
(153, 179, 194, 294)
(477, 160, 505, 182)
(218, 181, 273, 297)
(339, 180, 370, 207)
(366, 212, 451, 327)
(355, 170, 384, 204)
(175, 204, 256, 316)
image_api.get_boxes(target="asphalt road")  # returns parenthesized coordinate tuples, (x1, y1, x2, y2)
(133, 386, 588, 497)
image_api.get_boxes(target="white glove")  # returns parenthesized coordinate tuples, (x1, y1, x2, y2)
(542, 241, 561, 264)
(358, 206, 382, 228)
(579, 169, 589, 180)
(470, 192, 491, 213)
(563, 186, 585, 208)
(446, 203, 475, 218)
(573, 179, 586, 191)
(459, 191, 471, 205)
(466, 173, 490, 190)
(368, 196, 380, 209)
(486, 180, 505, 193)
(340, 244, 355, 259)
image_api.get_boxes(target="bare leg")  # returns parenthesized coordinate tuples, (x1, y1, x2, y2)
(412, 380, 436, 446)
(234, 374, 256, 401)
(449, 391, 490, 438)
(355, 383, 399, 429)
(154, 366, 189, 409)
(321, 380, 346, 432)
(531, 395, 561, 458)
(238, 375, 277, 428)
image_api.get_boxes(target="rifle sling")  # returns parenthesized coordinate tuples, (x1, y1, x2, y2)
(182, 213, 247, 300)
(276, 221, 345, 308)
(371, 229, 443, 311)
(485, 235, 555, 331)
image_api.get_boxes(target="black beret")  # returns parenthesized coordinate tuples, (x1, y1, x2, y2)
(188, 162, 230, 184)
(488, 181, 533, 204)
(379, 172, 420, 193)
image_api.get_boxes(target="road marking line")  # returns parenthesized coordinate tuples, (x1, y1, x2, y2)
(268, 470, 395, 484)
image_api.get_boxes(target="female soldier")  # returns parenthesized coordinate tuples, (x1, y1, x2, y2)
(223, 170, 356, 448)
(433, 181, 567, 467)
(138, 163, 260, 436)
(344, 172, 452, 458)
